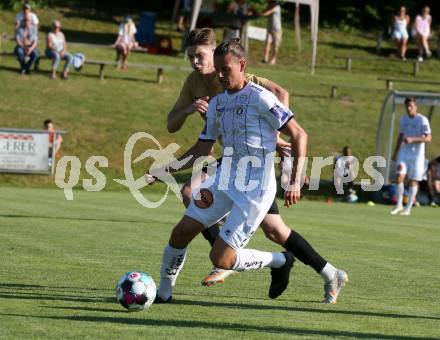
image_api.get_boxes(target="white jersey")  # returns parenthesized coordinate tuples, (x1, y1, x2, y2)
(398, 113, 431, 163)
(199, 81, 293, 208)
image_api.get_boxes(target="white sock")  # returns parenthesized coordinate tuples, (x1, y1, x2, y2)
(406, 185, 418, 211)
(232, 249, 286, 272)
(320, 262, 337, 282)
(396, 182, 404, 208)
(157, 244, 187, 300)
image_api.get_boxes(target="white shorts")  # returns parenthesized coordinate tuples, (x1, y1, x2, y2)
(266, 30, 282, 49)
(185, 185, 275, 250)
(396, 158, 425, 181)
(392, 30, 408, 41)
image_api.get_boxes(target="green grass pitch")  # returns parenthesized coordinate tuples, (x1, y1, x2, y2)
(0, 187, 439, 339)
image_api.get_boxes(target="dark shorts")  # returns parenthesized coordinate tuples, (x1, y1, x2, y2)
(268, 198, 279, 214)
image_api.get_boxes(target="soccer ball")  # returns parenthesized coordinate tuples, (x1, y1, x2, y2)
(116, 271, 156, 311)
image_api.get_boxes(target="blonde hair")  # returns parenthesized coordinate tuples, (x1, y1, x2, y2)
(186, 28, 217, 48)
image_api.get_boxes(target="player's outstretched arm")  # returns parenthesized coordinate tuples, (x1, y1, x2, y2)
(280, 118, 307, 207)
(147, 140, 214, 183)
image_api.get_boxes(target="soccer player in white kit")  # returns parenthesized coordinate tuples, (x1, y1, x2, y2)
(391, 97, 432, 216)
(149, 39, 307, 303)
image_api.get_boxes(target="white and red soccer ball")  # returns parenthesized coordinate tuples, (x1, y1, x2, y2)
(116, 271, 156, 311)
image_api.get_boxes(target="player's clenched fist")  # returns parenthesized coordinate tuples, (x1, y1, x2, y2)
(190, 96, 210, 116)
(284, 184, 301, 207)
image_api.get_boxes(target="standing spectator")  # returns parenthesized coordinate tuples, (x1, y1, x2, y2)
(226, 0, 256, 40)
(46, 20, 73, 79)
(44, 119, 63, 167)
(260, 0, 282, 65)
(14, 15, 39, 75)
(391, 97, 432, 216)
(15, 3, 39, 29)
(391, 6, 410, 60)
(113, 16, 137, 70)
(414, 6, 432, 62)
(177, 0, 192, 32)
(334, 146, 356, 198)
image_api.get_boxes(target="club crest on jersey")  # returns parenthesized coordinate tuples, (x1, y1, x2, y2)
(235, 105, 245, 115)
(270, 104, 289, 122)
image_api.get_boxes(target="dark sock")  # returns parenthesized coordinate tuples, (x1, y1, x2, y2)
(201, 224, 220, 246)
(283, 230, 327, 273)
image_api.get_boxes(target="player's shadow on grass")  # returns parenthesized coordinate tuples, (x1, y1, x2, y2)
(0, 313, 437, 340)
(0, 291, 113, 304)
(0, 283, 112, 292)
(43, 306, 123, 313)
(0, 213, 145, 224)
(172, 298, 440, 322)
(0, 284, 114, 304)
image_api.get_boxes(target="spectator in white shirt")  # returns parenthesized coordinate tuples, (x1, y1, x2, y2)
(113, 16, 138, 70)
(46, 20, 73, 79)
(15, 3, 39, 29)
(414, 6, 432, 61)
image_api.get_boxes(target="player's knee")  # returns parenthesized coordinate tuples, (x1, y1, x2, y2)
(261, 225, 278, 243)
(209, 250, 234, 270)
(261, 217, 290, 245)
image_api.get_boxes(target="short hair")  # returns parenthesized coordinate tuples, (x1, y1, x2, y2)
(186, 28, 216, 48)
(404, 96, 416, 105)
(43, 119, 52, 128)
(214, 38, 247, 61)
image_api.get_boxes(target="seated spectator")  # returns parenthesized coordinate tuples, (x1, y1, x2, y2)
(113, 16, 137, 70)
(14, 14, 39, 75)
(414, 6, 432, 62)
(44, 119, 63, 166)
(427, 156, 440, 206)
(46, 20, 73, 79)
(391, 6, 410, 60)
(260, 0, 282, 65)
(15, 3, 39, 29)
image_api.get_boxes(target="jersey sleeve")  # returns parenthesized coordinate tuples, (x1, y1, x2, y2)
(171, 74, 194, 112)
(259, 91, 294, 130)
(199, 98, 219, 142)
(421, 116, 431, 135)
